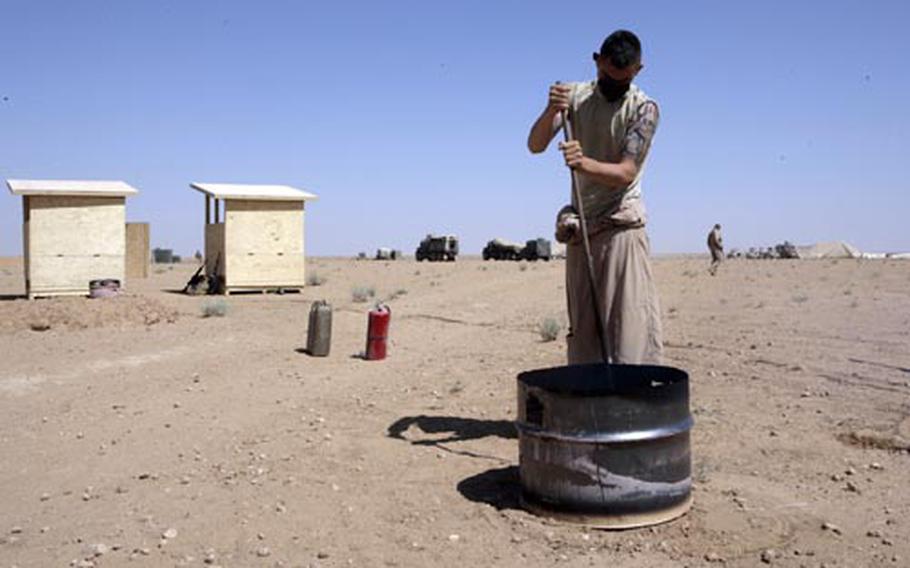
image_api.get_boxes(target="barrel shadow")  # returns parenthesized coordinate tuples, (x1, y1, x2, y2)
(456, 466, 523, 511)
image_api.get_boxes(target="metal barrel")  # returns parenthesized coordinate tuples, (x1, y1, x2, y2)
(306, 300, 332, 357)
(516, 363, 693, 529)
(89, 278, 121, 299)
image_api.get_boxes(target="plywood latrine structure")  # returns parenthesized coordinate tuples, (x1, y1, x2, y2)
(190, 183, 318, 294)
(7, 179, 139, 299)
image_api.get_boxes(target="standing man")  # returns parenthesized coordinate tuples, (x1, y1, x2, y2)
(707, 223, 724, 275)
(528, 30, 662, 365)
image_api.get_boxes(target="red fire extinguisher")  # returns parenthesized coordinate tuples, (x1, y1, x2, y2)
(365, 304, 391, 360)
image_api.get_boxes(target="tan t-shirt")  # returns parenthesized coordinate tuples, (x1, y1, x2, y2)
(567, 81, 658, 226)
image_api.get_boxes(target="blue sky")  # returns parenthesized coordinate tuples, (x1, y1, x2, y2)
(1, 0, 908, 256)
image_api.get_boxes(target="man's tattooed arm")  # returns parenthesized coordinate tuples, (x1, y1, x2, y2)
(622, 101, 660, 166)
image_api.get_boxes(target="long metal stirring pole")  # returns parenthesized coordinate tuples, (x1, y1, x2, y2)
(560, 108, 610, 365)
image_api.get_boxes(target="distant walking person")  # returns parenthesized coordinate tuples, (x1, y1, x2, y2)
(527, 30, 662, 365)
(707, 224, 723, 275)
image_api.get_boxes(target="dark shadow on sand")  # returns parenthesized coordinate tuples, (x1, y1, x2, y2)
(456, 466, 523, 511)
(387, 415, 517, 445)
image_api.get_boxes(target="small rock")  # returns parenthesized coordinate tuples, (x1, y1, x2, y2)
(822, 522, 842, 535)
(867, 530, 882, 538)
(10, 526, 23, 534)
(882, 538, 894, 546)
(448, 534, 460, 542)
(870, 462, 884, 470)
(317, 551, 329, 559)
(705, 551, 724, 562)
(830, 473, 844, 482)
(845, 466, 857, 476)
(845, 481, 861, 493)
(40, 493, 51, 501)
(89, 543, 109, 556)
(162, 528, 178, 540)
(760, 549, 777, 563)
(256, 546, 271, 557)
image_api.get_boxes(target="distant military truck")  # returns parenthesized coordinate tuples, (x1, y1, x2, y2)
(416, 234, 458, 261)
(775, 241, 799, 259)
(376, 248, 403, 260)
(521, 238, 551, 261)
(483, 238, 524, 261)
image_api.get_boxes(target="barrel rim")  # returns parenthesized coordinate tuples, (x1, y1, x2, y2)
(518, 363, 688, 395)
(520, 493, 693, 530)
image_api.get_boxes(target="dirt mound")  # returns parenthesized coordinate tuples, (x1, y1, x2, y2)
(0, 294, 179, 334)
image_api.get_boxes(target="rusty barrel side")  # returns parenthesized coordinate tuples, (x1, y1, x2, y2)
(517, 363, 693, 529)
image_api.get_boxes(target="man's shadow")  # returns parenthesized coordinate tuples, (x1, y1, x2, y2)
(387, 415, 517, 445)
(386, 415, 523, 511)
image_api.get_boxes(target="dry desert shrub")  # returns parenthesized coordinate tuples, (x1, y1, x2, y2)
(307, 271, 326, 286)
(201, 299, 229, 318)
(538, 317, 562, 342)
(386, 288, 408, 301)
(352, 285, 376, 303)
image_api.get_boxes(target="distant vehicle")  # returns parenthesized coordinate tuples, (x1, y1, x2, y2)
(483, 238, 524, 261)
(521, 238, 551, 261)
(483, 237, 552, 261)
(375, 248, 403, 260)
(416, 234, 458, 261)
(775, 241, 799, 259)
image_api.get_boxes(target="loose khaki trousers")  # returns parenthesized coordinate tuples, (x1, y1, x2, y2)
(565, 226, 663, 365)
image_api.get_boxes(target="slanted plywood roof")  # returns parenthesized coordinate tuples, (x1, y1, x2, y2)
(7, 179, 139, 197)
(191, 183, 317, 201)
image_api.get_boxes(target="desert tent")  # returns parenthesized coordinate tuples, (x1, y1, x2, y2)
(796, 241, 861, 259)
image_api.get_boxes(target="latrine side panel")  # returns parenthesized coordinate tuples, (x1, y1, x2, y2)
(224, 200, 305, 288)
(225, 200, 304, 254)
(125, 222, 150, 279)
(26, 196, 126, 297)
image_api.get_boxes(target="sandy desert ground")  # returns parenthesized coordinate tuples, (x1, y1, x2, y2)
(0, 255, 908, 568)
